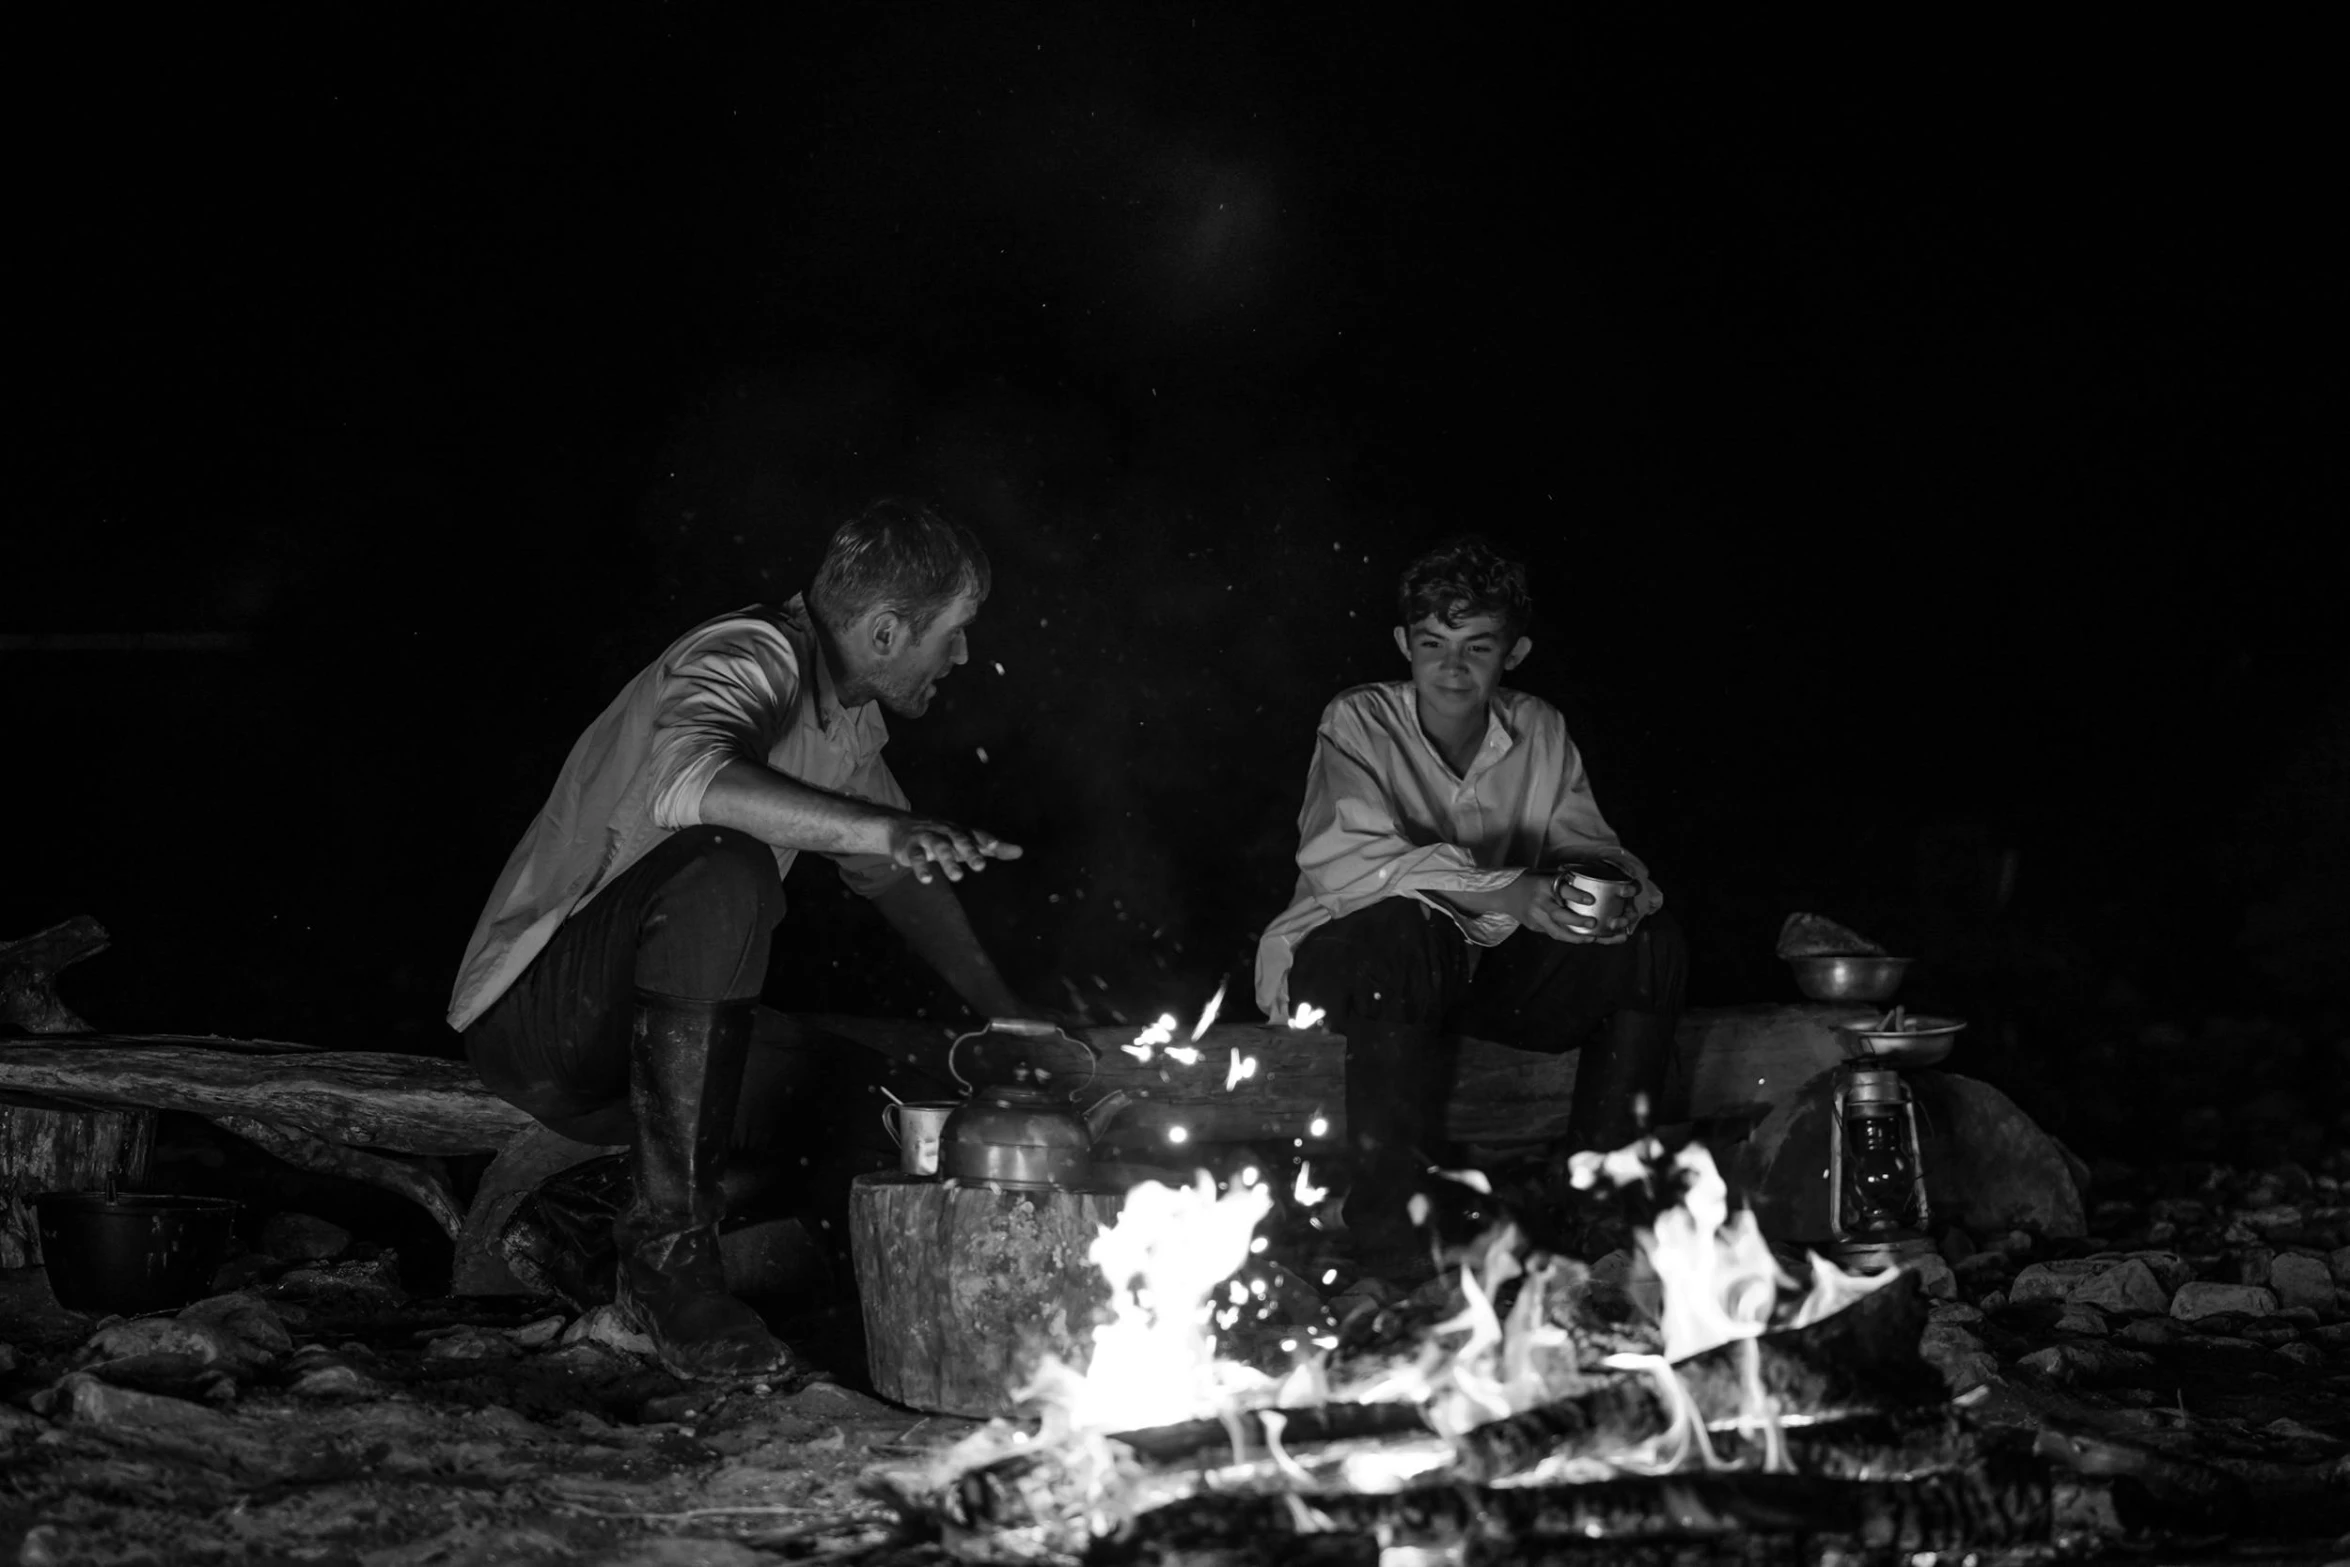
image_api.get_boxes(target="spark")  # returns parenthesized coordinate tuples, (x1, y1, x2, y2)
(1308, 1116, 1330, 1138)
(1287, 1002, 1326, 1030)
(1435, 1168, 1492, 1195)
(1165, 1045, 1202, 1066)
(1224, 1050, 1259, 1090)
(1293, 1162, 1329, 1206)
(1189, 979, 1228, 1040)
(1321, 1268, 1338, 1285)
(1166, 1125, 1190, 1145)
(1125, 1013, 1179, 1060)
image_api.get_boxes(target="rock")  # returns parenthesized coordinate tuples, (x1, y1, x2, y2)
(289, 1362, 389, 1399)
(1938, 1228, 1977, 1266)
(0, 1403, 43, 1440)
(1919, 1323, 1999, 1395)
(2238, 1205, 2304, 1236)
(1978, 1290, 2008, 1314)
(2330, 1245, 2350, 1283)
(559, 1303, 656, 1358)
(2052, 1306, 2109, 1337)
(2010, 1261, 2105, 1305)
(1953, 1253, 2014, 1296)
(2268, 1253, 2338, 1314)
(424, 1325, 518, 1362)
(2015, 1342, 2154, 1386)
(1989, 1230, 2037, 1258)
(1928, 1302, 1984, 1327)
(2069, 1259, 2173, 1317)
(2172, 1282, 2278, 1322)
(506, 1314, 567, 1350)
(268, 1251, 406, 1311)
(1902, 1254, 1957, 1300)
(49, 1372, 263, 1470)
(177, 1293, 293, 1364)
(257, 1211, 351, 1262)
(2117, 1251, 2194, 1294)
(2231, 1247, 2275, 1288)
(0, 1342, 14, 1375)
(2276, 1342, 2327, 1369)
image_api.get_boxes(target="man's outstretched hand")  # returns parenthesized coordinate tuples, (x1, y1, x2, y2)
(1519, 876, 1638, 945)
(887, 814, 1024, 884)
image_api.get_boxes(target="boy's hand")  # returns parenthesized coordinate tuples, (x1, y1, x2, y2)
(1522, 876, 1637, 945)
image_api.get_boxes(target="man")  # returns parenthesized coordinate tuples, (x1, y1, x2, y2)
(451, 499, 1036, 1379)
(1253, 536, 1686, 1251)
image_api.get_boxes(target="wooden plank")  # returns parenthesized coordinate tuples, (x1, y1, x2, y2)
(0, 1041, 532, 1155)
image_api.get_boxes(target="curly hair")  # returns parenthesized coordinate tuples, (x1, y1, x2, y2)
(1396, 535, 1532, 642)
(809, 498, 992, 641)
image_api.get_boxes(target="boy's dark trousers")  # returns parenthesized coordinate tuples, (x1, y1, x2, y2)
(1286, 897, 1687, 1237)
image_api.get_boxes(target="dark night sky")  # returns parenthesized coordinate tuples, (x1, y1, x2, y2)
(9, 13, 2341, 1075)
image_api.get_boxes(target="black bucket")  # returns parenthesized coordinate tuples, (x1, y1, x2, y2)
(35, 1192, 240, 1314)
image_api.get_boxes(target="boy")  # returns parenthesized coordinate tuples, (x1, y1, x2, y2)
(1253, 537, 1685, 1250)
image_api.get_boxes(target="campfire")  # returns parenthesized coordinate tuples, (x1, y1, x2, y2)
(869, 1138, 2057, 1563)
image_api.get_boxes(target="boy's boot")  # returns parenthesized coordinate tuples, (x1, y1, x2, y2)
(1562, 1007, 1675, 1154)
(1340, 1017, 1442, 1255)
(613, 991, 796, 1380)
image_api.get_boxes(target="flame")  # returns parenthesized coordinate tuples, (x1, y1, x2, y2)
(1163, 1045, 1202, 1066)
(1287, 1002, 1327, 1030)
(1189, 979, 1228, 1040)
(1019, 1174, 1275, 1436)
(1224, 1050, 1259, 1090)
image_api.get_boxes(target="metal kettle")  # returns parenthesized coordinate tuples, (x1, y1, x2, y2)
(939, 1019, 1131, 1191)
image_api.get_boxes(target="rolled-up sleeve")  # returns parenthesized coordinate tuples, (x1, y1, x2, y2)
(830, 751, 916, 899)
(646, 627, 800, 831)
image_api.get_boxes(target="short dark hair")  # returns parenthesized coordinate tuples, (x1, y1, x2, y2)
(809, 498, 992, 641)
(1396, 535, 1532, 641)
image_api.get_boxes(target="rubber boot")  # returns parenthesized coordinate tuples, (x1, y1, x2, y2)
(1339, 1017, 1444, 1258)
(1563, 1007, 1675, 1154)
(613, 991, 795, 1381)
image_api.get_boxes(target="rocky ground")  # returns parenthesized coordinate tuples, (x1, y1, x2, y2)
(7, 1153, 2350, 1565)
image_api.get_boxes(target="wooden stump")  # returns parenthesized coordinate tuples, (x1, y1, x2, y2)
(849, 1173, 1122, 1418)
(0, 1093, 156, 1267)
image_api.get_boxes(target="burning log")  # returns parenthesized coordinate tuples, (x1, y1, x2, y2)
(1456, 1270, 1937, 1483)
(1082, 1457, 2053, 1564)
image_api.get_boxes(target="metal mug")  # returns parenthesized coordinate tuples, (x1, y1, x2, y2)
(881, 1102, 958, 1176)
(1549, 857, 1640, 935)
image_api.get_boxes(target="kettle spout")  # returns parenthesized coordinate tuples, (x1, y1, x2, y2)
(1082, 1088, 1134, 1143)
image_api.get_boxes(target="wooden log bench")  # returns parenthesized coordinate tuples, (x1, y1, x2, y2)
(1, 917, 1879, 1285)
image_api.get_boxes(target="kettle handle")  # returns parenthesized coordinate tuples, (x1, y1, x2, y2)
(947, 1018, 1100, 1098)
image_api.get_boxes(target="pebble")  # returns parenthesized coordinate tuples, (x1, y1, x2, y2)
(506, 1315, 568, 1350)
(2068, 1258, 2173, 1317)
(2010, 1261, 2105, 1305)
(2171, 1282, 2278, 1322)
(2015, 1341, 2153, 1386)
(2275, 1342, 2328, 1369)
(2051, 1306, 2109, 1337)
(2331, 1245, 2350, 1284)
(558, 1304, 656, 1358)
(2117, 1317, 2184, 1346)
(2267, 1253, 2338, 1314)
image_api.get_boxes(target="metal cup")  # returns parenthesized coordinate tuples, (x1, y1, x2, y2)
(1550, 857, 1639, 935)
(881, 1102, 958, 1177)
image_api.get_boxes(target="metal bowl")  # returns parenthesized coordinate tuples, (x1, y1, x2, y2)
(1787, 954, 1912, 1002)
(1834, 1015, 1965, 1067)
